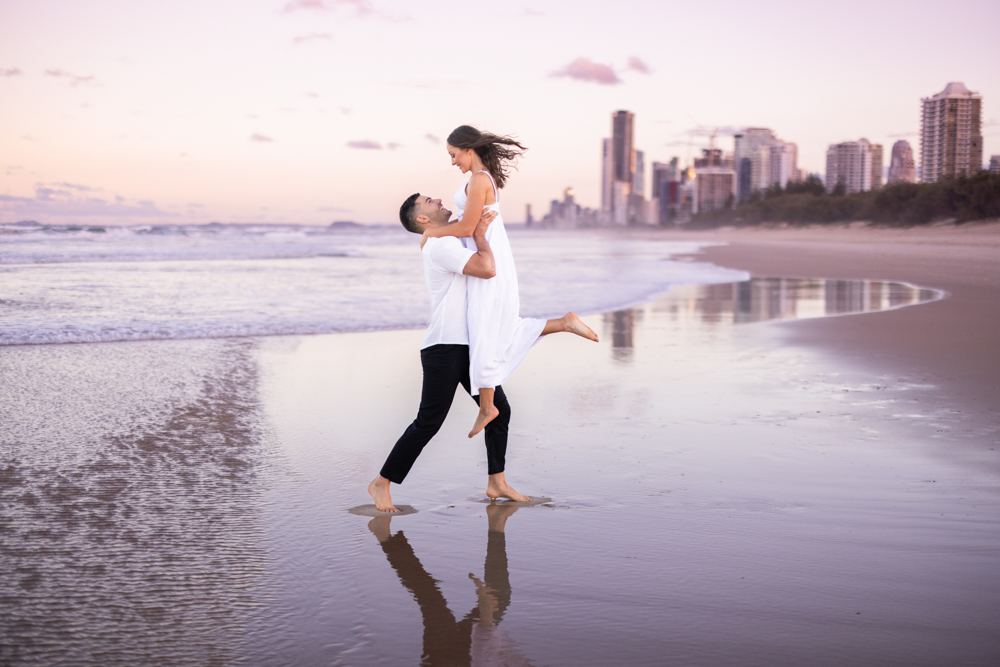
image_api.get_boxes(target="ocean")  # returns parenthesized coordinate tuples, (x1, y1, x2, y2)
(0, 222, 749, 346)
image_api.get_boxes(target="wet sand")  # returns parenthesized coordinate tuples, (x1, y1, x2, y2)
(1, 226, 999, 666)
(689, 223, 1000, 436)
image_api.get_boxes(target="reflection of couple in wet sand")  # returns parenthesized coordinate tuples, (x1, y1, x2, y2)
(368, 126, 598, 512)
(368, 503, 534, 666)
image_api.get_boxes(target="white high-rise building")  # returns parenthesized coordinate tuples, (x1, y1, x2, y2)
(634, 150, 645, 197)
(693, 168, 736, 214)
(601, 138, 613, 213)
(825, 139, 876, 194)
(887, 140, 917, 183)
(734, 128, 775, 202)
(921, 82, 983, 183)
(769, 142, 798, 190)
(870, 142, 884, 190)
(611, 181, 631, 225)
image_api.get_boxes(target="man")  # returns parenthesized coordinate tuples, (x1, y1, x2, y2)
(367, 194, 529, 512)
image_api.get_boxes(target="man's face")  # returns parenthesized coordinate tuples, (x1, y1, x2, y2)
(414, 195, 451, 227)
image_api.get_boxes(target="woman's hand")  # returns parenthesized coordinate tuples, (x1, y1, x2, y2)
(419, 229, 431, 249)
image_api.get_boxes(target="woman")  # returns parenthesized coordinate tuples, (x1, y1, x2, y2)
(421, 125, 599, 438)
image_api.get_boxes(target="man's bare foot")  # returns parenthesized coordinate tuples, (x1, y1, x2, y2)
(367, 475, 399, 513)
(468, 405, 500, 438)
(486, 472, 531, 502)
(367, 516, 393, 542)
(563, 312, 599, 342)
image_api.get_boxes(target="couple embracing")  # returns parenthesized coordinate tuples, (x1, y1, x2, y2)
(368, 125, 598, 513)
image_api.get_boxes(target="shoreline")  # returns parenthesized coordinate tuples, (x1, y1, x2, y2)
(655, 223, 1000, 447)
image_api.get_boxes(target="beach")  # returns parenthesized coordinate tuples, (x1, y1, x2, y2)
(1, 224, 998, 666)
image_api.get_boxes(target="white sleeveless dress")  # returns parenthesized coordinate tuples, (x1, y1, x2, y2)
(455, 171, 545, 396)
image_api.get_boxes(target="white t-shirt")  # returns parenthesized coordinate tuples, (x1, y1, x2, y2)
(420, 236, 476, 349)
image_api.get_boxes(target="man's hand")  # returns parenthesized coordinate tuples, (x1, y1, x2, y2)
(463, 208, 497, 279)
(475, 208, 498, 237)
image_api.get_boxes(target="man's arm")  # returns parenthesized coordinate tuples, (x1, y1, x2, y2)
(462, 213, 496, 279)
(422, 172, 490, 241)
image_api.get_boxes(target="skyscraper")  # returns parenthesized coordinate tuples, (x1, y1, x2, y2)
(990, 156, 1000, 174)
(869, 142, 884, 190)
(603, 110, 637, 226)
(651, 159, 678, 225)
(651, 160, 677, 200)
(825, 139, 876, 194)
(634, 150, 645, 197)
(887, 140, 917, 183)
(601, 138, 613, 213)
(733, 128, 776, 202)
(920, 82, 983, 183)
(612, 110, 635, 186)
(768, 142, 798, 190)
(693, 169, 736, 214)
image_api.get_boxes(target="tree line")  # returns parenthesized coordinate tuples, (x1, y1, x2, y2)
(689, 172, 1000, 227)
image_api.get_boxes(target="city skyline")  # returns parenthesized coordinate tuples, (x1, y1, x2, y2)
(2, 0, 998, 225)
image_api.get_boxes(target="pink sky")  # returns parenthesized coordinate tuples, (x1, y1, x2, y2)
(2, 0, 998, 225)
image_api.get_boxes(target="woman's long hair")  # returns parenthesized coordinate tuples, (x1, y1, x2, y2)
(447, 125, 526, 189)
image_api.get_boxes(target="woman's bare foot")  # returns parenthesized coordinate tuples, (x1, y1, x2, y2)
(469, 405, 499, 438)
(486, 472, 530, 502)
(542, 312, 599, 341)
(367, 475, 399, 513)
(562, 312, 599, 341)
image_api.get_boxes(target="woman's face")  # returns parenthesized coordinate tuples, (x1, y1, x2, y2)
(447, 144, 474, 173)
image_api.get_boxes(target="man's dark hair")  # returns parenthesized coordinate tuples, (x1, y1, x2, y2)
(399, 193, 421, 233)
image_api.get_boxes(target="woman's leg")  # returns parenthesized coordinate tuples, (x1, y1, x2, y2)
(469, 387, 499, 438)
(542, 312, 599, 341)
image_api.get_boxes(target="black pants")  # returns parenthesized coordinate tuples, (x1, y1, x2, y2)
(380, 344, 510, 484)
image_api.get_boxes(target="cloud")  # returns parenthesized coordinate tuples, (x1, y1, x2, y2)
(983, 118, 999, 128)
(1, 68, 23, 77)
(391, 79, 470, 90)
(283, 0, 374, 16)
(550, 58, 621, 85)
(387, 142, 401, 150)
(346, 140, 381, 149)
(250, 133, 274, 142)
(53, 182, 100, 192)
(317, 206, 352, 212)
(887, 131, 919, 138)
(45, 69, 97, 86)
(0, 183, 166, 219)
(304, 92, 321, 98)
(626, 57, 652, 74)
(525, 8, 544, 16)
(293, 32, 332, 44)
(283, 0, 327, 12)
(424, 133, 440, 143)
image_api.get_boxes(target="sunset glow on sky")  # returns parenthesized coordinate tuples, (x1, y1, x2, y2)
(2, 0, 998, 225)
